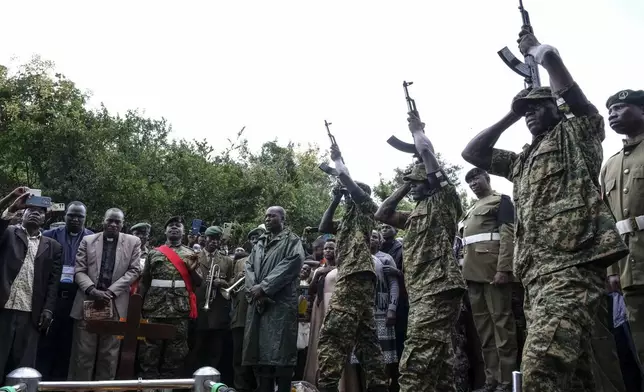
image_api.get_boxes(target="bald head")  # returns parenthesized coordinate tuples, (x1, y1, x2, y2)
(265, 206, 286, 234)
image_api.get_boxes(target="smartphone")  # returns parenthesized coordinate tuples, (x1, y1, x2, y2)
(26, 195, 52, 209)
(191, 219, 203, 236)
(223, 222, 233, 240)
(29, 189, 42, 197)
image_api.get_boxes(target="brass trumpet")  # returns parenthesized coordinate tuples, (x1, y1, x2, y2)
(203, 262, 221, 311)
(221, 276, 245, 300)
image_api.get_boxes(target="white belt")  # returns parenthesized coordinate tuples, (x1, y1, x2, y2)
(616, 216, 644, 235)
(151, 279, 186, 288)
(462, 233, 500, 245)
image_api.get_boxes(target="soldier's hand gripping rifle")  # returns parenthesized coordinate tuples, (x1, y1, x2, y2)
(497, 0, 541, 88)
(318, 120, 346, 190)
(387, 81, 424, 161)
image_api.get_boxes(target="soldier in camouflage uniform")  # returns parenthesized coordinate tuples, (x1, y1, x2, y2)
(316, 144, 388, 392)
(461, 29, 628, 391)
(376, 113, 465, 392)
(138, 216, 203, 379)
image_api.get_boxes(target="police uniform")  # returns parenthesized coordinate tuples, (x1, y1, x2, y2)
(138, 216, 202, 379)
(459, 187, 517, 391)
(601, 89, 644, 368)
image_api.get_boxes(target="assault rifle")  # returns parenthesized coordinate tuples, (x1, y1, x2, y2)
(319, 120, 346, 190)
(387, 81, 423, 160)
(497, 0, 541, 88)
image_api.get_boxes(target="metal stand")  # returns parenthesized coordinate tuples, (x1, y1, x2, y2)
(512, 370, 522, 392)
(4, 366, 221, 392)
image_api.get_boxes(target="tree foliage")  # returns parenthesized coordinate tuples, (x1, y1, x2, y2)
(0, 57, 471, 248)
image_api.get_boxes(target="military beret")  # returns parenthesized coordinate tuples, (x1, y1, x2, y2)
(402, 164, 428, 182)
(511, 87, 556, 115)
(247, 226, 266, 239)
(130, 222, 151, 233)
(205, 225, 223, 236)
(464, 168, 489, 183)
(164, 216, 184, 228)
(606, 89, 644, 109)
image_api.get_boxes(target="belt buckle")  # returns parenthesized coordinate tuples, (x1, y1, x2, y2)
(171, 280, 176, 288)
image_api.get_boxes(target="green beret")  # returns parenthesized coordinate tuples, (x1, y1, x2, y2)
(130, 222, 151, 233)
(403, 164, 428, 182)
(247, 226, 266, 239)
(464, 168, 489, 183)
(164, 216, 184, 228)
(511, 87, 555, 115)
(205, 226, 223, 236)
(606, 89, 644, 109)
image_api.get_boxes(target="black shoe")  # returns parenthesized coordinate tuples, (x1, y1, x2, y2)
(473, 383, 498, 392)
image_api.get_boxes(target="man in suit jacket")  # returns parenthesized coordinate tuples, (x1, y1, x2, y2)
(68, 208, 141, 381)
(0, 187, 62, 382)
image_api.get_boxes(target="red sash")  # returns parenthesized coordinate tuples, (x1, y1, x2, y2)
(157, 245, 198, 319)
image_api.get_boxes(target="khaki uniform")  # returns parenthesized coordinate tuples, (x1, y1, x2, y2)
(459, 192, 517, 388)
(601, 132, 644, 367)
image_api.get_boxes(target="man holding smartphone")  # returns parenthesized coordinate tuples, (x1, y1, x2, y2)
(0, 187, 62, 383)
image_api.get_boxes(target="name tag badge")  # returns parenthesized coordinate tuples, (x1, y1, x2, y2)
(60, 265, 75, 283)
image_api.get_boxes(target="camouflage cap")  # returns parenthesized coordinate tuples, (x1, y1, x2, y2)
(402, 164, 428, 182)
(511, 86, 556, 115)
(130, 222, 151, 233)
(247, 225, 266, 239)
(204, 225, 223, 237)
(606, 89, 644, 109)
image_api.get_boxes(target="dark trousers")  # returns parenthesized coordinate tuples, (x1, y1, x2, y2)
(232, 327, 256, 392)
(36, 285, 76, 381)
(254, 365, 293, 392)
(190, 329, 225, 370)
(390, 298, 408, 392)
(0, 309, 40, 384)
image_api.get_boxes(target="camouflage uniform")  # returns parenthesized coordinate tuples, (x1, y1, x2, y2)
(393, 164, 466, 392)
(452, 297, 470, 392)
(488, 83, 628, 391)
(139, 244, 201, 378)
(317, 196, 388, 392)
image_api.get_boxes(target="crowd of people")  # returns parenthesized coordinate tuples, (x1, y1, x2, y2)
(1, 28, 644, 392)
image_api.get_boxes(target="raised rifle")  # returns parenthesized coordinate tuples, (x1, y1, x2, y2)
(497, 0, 541, 88)
(386, 81, 423, 160)
(319, 120, 346, 190)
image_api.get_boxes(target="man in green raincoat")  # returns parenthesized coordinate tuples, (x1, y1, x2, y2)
(243, 206, 305, 392)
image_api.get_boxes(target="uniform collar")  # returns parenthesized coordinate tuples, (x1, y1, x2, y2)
(623, 132, 644, 150)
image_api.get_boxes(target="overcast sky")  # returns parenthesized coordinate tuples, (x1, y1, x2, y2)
(2, 0, 643, 198)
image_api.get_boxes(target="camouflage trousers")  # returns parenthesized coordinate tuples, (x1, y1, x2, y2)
(317, 272, 387, 392)
(138, 318, 190, 379)
(510, 282, 527, 367)
(467, 282, 517, 386)
(522, 265, 607, 392)
(399, 288, 464, 392)
(623, 285, 644, 368)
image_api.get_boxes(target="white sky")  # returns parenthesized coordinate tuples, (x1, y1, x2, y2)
(2, 0, 643, 198)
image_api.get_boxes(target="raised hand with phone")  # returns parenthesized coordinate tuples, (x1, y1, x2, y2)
(0, 187, 63, 378)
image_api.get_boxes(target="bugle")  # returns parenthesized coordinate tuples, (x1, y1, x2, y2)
(203, 262, 221, 311)
(221, 276, 245, 300)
